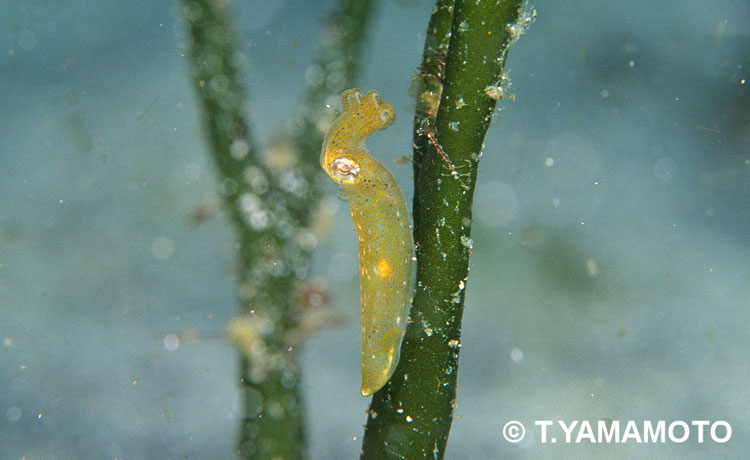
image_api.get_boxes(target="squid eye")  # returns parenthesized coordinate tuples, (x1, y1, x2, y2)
(331, 157, 360, 183)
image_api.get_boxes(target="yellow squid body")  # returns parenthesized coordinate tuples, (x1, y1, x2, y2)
(320, 89, 415, 397)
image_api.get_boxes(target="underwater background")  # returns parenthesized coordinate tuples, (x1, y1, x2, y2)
(1, 0, 748, 459)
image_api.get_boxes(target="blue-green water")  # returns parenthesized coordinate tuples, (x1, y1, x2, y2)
(1, 1, 748, 459)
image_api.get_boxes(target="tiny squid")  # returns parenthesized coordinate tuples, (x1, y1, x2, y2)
(320, 88, 415, 397)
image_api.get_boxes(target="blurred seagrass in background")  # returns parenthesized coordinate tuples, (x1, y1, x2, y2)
(183, 0, 375, 458)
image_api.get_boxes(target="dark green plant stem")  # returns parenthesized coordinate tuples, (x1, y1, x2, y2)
(182, 0, 375, 459)
(413, 0, 454, 124)
(361, 0, 522, 458)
